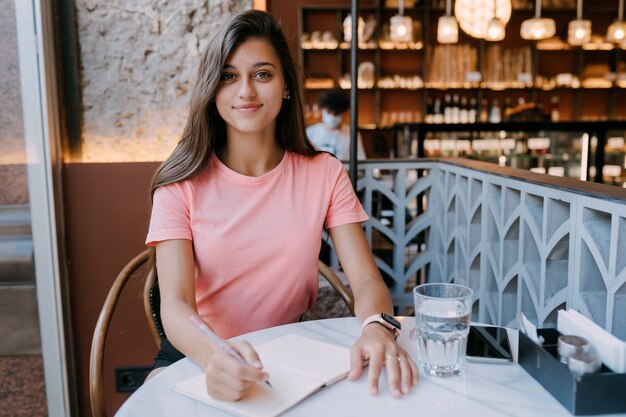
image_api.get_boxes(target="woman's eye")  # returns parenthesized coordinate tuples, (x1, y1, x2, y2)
(220, 73, 236, 81)
(255, 71, 272, 80)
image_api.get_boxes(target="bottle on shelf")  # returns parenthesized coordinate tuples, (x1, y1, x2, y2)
(489, 99, 501, 123)
(460, 96, 469, 124)
(468, 97, 477, 123)
(503, 97, 512, 121)
(479, 99, 489, 123)
(550, 95, 560, 122)
(433, 98, 444, 124)
(425, 97, 434, 123)
(451, 94, 460, 124)
(444, 94, 452, 124)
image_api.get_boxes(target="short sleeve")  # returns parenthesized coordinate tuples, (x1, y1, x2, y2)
(324, 157, 369, 229)
(145, 182, 193, 246)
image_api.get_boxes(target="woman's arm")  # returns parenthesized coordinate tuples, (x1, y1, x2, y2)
(328, 223, 419, 397)
(155, 239, 268, 401)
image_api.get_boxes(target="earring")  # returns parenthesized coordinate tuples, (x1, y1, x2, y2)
(285, 94, 291, 100)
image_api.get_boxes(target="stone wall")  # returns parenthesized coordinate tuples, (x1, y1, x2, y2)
(0, 0, 29, 205)
(75, 0, 252, 162)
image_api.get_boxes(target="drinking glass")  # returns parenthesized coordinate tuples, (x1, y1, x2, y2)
(413, 283, 473, 377)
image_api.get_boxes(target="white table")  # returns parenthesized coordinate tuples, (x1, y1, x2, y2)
(115, 317, 625, 417)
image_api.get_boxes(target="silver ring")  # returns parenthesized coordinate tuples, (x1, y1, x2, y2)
(386, 354, 401, 361)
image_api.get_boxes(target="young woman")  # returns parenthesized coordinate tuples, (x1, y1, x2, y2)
(146, 10, 418, 402)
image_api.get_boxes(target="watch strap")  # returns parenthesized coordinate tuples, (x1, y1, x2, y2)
(360, 313, 401, 340)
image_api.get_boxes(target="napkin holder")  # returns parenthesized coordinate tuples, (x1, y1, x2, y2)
(518, 328, 626, 415)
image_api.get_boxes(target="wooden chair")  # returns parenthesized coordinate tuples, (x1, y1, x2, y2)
(89, 249, 354, 417)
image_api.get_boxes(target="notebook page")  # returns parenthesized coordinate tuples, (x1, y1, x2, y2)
(254, 334, 351, 383)
(173, 362, 322, 417)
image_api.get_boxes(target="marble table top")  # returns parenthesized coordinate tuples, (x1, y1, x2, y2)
(115, 317, 626, 417)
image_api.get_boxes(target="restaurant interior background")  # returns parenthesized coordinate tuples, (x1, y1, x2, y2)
(2, 0, 626, 415)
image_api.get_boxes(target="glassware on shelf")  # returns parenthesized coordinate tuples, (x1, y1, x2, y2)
(310, 31, 324, 49)
(300, 31, 338, 49)
(301, 33, 312, 49)
(343, 14, 365, 43)
(377, 75, 423, 89)
(322, 31, 338, 49)
(357, 62, 375, 88)
(304, 77, 335, 89)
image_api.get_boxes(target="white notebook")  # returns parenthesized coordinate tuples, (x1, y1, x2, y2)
(173, 334, 351, 417)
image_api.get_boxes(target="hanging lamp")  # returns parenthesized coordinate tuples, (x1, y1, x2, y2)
(485, 0, 506, 41)
(521, 0, 556, 40)
(455, 0, 511, 40)
(607, 0, 626, 43)
(438, 0, 459, 43)
(390, 0, 413, 43)
(568, 0, 591, 45)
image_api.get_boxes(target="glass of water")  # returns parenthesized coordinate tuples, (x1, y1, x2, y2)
(413, 283, 473, 377)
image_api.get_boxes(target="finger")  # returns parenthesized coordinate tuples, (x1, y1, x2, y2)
(218, 350, 268, 383)
(348, 345, 365, 380)
(207, 379, 252, 402)
(385, 353, 402, 398)
(218, 368, 255, 394)
(398, 355, 413, 394)
(407, 356, 420, 385)
(231, 341, 263, 369)
(367, 351, 384, 396)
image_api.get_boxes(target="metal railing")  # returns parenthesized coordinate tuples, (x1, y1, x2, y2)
(327, 158, 626, 339)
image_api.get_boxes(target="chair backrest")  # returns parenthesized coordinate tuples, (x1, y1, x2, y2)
(302, 260, 355, 320)
(89, 249, 156, 417)
(143, 263, 166, 347)
(90, 251, 354, 417)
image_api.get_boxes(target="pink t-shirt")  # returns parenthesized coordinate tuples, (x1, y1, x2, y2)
(146, 151, 368, 339)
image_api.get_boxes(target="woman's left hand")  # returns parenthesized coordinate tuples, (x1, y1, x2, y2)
(347, 323, 419, 398)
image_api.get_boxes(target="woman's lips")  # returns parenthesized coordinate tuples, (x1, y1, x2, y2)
(234, 103, 263, 113)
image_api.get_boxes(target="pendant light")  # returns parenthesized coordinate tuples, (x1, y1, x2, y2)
(521, 0, 556, 40)
(390, 0, 413, 43)
(455, 0, 511, 40)
(438, 0, 459, 44)
(607, 0, 626, 43)
(485, 0, 506, 41)
(568, 0, 591, 45)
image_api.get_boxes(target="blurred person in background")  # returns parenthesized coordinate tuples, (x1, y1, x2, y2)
(306, 89, 366, 161)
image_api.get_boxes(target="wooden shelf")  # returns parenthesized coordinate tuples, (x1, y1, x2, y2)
(299, 2, 626, 125)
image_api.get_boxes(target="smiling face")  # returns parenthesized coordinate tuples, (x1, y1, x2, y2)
(215, 37, 287, 139)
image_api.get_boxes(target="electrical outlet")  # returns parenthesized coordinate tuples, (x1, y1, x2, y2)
(115, 366, 151, 392)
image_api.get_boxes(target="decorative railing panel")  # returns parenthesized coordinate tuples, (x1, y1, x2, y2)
(328, 159, 626, 339)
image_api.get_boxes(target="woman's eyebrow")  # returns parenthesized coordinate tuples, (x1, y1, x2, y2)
(252, 62, 276, 68)
(222, 62, 276, 70)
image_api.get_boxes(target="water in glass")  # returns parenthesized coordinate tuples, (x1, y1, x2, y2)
(414, 283, 473, 377)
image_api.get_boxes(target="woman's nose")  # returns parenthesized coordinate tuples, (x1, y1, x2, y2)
(238, 77, 257, 99)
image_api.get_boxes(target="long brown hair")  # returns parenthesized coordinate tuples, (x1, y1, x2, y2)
(149, 10, 318, 198)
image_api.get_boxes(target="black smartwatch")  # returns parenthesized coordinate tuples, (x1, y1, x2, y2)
(360, 313, 401, 340)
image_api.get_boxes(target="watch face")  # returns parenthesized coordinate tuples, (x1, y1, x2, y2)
(381, 313, 401, 330)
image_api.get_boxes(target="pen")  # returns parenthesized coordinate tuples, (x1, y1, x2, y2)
(190, 316, 272, 388)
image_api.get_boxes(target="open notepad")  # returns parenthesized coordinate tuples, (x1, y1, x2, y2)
(173, 334, 351, 417)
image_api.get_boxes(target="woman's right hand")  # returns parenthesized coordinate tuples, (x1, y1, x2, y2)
(204, 340, 269, 401)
